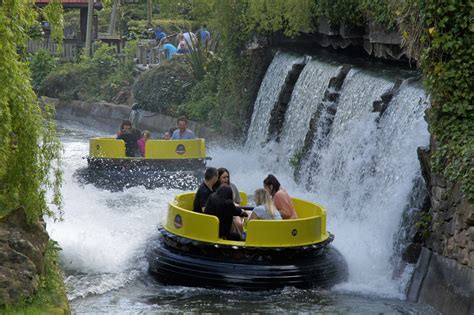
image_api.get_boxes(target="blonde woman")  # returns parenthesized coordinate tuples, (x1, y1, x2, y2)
(249, 188, 282, 220)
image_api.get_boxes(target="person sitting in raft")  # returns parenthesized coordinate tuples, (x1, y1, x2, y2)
(171, 116, 196, 140)
(263, 174, 298, 220)
(249, 188, 282, 220)
(163, 127, 178, 140)
(213, 168, 244, 235)
(116, 119, 141, 157)
(137, 130, 151, 157)
(204, 185, 248, 241)
(213, 168, 241, 205)
(193, 167, 218, 213)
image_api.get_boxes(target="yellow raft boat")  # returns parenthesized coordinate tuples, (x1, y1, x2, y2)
(147, 192, 348, 290)
(78, 138, 210, 190)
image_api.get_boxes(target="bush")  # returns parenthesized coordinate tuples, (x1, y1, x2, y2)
(40, 44, 128, 101)
(133, 56, 196, 114)
(29, 49, 58, 90)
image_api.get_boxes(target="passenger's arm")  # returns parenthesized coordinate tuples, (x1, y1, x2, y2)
(249, 212, 258, 221)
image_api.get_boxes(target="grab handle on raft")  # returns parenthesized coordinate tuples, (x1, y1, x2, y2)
(238, 206, 254, 211)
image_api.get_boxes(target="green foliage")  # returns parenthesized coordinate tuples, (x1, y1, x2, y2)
(211, 0, 251, 55)
(247, 0, 316, 37)
(159, 0, 213, 22)
(42, 0, 64, 53)
(1, 241, 70, 314)
(185, 35, 212, 81)
(359, 0, 397, 29)
(133, 56, 196, 114)
(181, 57, 220, 122)
(420, 1, 474, 200)
(40, 43, 132, 102)
(0, 0, 62, 222)
(415, 212, 432, 240)
(315, 0, 364, 26)
(29, 49, 58, 90)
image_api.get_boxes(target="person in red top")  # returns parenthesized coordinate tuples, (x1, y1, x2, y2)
(263, 174, 298, 220)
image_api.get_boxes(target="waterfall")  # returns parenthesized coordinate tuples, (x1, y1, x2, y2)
(245, 52, 304, 149)
(278, 60, 339, 165)
(300, 69, 394, 190)
(246, 55, 430, 297)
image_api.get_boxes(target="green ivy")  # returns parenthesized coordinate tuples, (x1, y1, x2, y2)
(420, 1, 473, 201)
(0, 1, 63, 222)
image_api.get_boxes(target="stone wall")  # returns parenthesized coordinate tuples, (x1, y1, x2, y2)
(418, 142, 474, 268)
(408, 138, 474, 314)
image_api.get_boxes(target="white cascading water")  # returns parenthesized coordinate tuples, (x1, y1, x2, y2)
(246, 61, 429, 298)
(245, 52, 304, 149)
(277, 60, 339, 164)
(47, 123, 177, 300)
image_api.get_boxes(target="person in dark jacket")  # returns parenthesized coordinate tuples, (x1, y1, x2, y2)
(193, 167, 218, 213)
(204, 185, 248, 240)
(116, 119, 141, 157)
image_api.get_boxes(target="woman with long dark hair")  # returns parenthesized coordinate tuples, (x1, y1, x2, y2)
(204, 185, 248, 240)
(263, 174, 298, 219)
(213, 168, 241, 205)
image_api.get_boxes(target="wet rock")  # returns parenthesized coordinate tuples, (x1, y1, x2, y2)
(317, 17, 340, 36)
(112, 87, 133, 105)
(403, 243, 422, 264)
(468, 226, 474, 241)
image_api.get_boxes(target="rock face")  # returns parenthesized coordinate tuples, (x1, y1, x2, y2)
(408, 138, 474, 314)
(273, 20, 408, 61)
(0, 208, 49, 306)
(268, 62, 307, 141)
(418, 144, 474, 268)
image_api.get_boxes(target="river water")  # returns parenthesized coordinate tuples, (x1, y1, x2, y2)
(46, 120, 437, 314)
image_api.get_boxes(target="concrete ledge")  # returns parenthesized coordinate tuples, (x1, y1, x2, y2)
(408, 247, 474, 315)
(42, 97, 215, 139)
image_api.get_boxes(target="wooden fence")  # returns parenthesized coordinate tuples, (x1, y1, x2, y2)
(136, 39, 167, 66)
(27, 39, 83, 61)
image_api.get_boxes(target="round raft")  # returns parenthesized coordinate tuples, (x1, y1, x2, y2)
(76, 138, 210, 190)
(147, 192, 348, 290)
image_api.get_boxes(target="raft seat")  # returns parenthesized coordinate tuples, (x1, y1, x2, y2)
(89, 137, 207, 159)
(166, 192, 329, 247)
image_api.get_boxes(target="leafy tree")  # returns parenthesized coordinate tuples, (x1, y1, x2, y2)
(0, 0, 62, 222)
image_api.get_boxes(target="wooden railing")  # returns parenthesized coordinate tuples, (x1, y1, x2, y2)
(136, 39, 166, 66)
(28, 38, 82, 61)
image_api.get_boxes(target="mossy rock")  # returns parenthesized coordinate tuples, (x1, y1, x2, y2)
(133, 56, 196, 115)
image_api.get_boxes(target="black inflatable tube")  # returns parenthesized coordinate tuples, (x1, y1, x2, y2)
(147, 233, 348, 290)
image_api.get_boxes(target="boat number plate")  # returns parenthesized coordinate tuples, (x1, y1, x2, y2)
(174, 214, 183, 228)
(291, 229, 297, 236)
(175, 144, 186, 155)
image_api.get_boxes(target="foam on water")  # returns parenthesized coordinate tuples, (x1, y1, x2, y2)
(47, 123, 181, 299)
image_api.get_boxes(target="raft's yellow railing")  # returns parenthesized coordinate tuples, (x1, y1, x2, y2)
(164, 192, 329, 247)
(89, 137, 206, 159)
